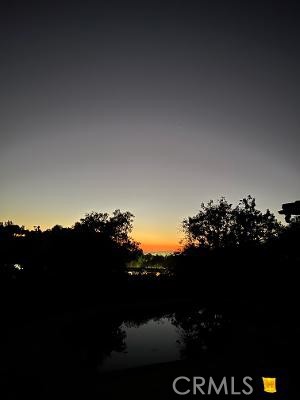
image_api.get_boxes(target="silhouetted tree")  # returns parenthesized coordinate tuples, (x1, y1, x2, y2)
(231, 196, 281, 247)
(182, 197, 233, 249)
(176, 196, 284, 302)
(182, 195, 281, 250)
(0, 210, 143, 315)
(0, 221, 26, 238)
(73, 209, 140, 251)
(74, 212, 109, 233)
(49, 224, 66, 233)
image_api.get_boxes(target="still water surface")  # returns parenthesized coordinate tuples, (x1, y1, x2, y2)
(99, 316, 180, 371)
(99, 309, 225, 371)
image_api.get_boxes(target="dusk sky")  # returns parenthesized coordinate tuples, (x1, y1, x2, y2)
(1, 1, 299, 252)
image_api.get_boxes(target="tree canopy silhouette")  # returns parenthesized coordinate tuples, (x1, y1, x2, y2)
(0, 221, 26, 238)
(182, 195, 281, 250)
(0, 210, 142, 301)
(73, 209, 139, 251)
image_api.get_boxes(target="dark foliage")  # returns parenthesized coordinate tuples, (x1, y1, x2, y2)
(174, 196, 297, 304)
(0, 210, 142, 317)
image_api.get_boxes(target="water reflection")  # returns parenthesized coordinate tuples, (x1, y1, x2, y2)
(172, 308, 227, 360)
(1, 307, 227, 389)
(63, 315, 127, 372)
(98, 308, 226, 371)
(99, 316, 180, 371)
(2, 303, 289, 399)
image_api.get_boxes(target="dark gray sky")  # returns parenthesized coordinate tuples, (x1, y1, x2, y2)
(1, 0, 299, 250)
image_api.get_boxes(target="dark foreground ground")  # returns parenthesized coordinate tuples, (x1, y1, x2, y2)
(0, 289, 293, 400)
(98, 297, 291, 399)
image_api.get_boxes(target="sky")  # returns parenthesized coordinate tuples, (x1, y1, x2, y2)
(1, 0, 299, 252)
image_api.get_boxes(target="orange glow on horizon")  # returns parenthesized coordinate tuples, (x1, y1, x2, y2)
(140, 242, 181, 253)
(0, 214, 181, 253)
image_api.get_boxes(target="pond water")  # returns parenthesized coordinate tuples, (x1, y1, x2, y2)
(2, 307, 226, 379)
(99, 316, 181, 371)
(98, 309, 225, 372)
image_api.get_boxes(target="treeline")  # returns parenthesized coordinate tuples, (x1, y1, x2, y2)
(0, 210, 141, 317)
(0, 196, 299, 317)
(174, 196, 299, 303)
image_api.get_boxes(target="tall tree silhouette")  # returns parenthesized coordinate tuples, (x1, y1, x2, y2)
(182, 195, 281, 250)
(74, 209, 141, 253)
